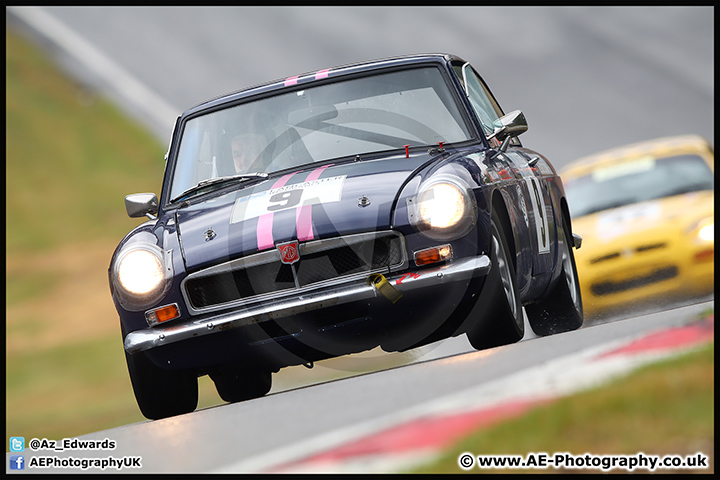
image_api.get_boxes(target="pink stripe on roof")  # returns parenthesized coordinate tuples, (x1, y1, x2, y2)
(315, 69, 330, 80)
(284, 75, 299, 86)
(256, 173, 297, 250)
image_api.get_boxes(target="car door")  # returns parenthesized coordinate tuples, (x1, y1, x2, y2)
(504, 148, 556, 276)
(453, 61, 555, 278)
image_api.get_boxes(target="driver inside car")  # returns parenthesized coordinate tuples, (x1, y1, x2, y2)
(231, 132, 266, 173)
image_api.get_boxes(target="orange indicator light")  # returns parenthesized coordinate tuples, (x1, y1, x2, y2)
(693, 248, 714, 263)
(415, 244, 452, 266)
(146, 303, 181, 325)
(156, 304, 180, 322)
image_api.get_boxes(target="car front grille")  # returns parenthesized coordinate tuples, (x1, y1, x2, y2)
(589, 242, 667, 265)
(182, 231, 407, 313)
(590, 265, 679, 296)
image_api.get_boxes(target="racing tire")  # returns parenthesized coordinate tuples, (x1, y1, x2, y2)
(124, 343, 199, 420)
(525, 215, 583, 336)
(210, 366, 272, 404)
(466, 213, 524, 350)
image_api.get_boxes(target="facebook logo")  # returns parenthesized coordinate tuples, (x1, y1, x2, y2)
(9, 455, 25, 470)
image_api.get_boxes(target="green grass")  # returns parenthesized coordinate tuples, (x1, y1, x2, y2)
(411, 342, 714, 473)
(5, 332, 227, 444)
(5, 270, 61, 307)
(5, 24, 169, 447)
(6, 25, 166, 255)
(6, 334, 142, 440)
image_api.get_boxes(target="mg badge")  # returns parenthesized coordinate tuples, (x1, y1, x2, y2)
(278, 240, 300, 265)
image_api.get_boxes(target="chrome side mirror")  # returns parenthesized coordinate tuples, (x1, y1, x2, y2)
(125, 193, 158, 219)
(487, 110, 528, 154)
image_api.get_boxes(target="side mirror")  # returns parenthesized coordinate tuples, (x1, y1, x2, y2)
(125, 193, 158, 219)
(486, 110, 528, 154)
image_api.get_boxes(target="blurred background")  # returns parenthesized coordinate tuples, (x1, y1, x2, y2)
(6, 6, 713, 446)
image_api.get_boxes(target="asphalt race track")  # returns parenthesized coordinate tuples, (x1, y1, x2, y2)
(6, 6, 714, 474)
(5, 301, 714, 473)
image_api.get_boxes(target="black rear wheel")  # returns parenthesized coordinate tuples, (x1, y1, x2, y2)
(525, 215, 583, 335)
(210, 366, 272, 403)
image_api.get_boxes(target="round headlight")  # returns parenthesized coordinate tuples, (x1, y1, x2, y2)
(112, 244, 171, 311)
(698, 223, 714, 242)
(419, 182, 466, 229)
(118, 249, 164, 295)
(410, 176, 477, 241)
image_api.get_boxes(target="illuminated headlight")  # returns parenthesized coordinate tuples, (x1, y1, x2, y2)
(420, 183, 466, 228)
(410, 176, 477, 241)
(118, 250, 164, 294)
(698, 223, 714, 242)
(689, 219, 714, 263)
(112, 244, 172, 311)
(687, 218, 714, 243)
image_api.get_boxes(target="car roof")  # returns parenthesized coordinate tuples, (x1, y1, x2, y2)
(183, 53, 464, 116)
(561, 134, 714, 178)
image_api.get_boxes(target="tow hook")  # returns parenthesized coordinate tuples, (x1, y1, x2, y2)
(367, 273, 403, 304)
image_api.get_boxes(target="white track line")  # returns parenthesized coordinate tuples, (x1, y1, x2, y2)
(8, 6, 179, 138)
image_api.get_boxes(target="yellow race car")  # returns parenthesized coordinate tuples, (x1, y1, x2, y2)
(560, 135, 714, 320)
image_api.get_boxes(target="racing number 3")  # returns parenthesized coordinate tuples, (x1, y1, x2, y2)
(267, 189, 303, 211)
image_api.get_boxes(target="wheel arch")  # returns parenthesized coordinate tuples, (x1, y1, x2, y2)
(490, 189, 517, 270)
(559, 195, 573, 244)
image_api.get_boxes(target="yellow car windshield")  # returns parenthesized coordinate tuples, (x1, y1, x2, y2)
(564, 154, 713, 217)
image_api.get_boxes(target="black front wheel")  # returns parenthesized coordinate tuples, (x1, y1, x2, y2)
(124, 346, 198, 420)
(466, 212, 524, 350)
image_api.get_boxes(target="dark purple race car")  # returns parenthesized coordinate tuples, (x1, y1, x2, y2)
(109, 53, 583, 419)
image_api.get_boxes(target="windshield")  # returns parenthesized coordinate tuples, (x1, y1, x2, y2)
(564, 154, 714, 218)
(169, 66, 472, 201)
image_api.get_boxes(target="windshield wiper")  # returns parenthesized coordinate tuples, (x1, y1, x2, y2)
(171, 173, 268, 203)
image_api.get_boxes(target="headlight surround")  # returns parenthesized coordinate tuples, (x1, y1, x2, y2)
(409, 175, 477, 241)
(112, 243, 172, 311)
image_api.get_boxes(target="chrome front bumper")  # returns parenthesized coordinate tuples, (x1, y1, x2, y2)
(124, 255, 491, 354)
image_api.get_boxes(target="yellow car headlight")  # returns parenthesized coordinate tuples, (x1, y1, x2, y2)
(698, 223, 714, 242)
(687, 217, 714, 244)
(410, 176, 477, 241)
(112, 244, 172, 311)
